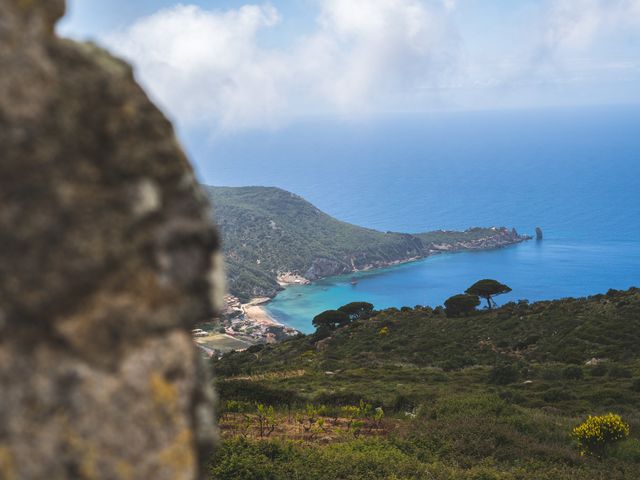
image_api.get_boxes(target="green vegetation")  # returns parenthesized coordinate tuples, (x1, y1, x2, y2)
(338, 302, 375, 321)
(312, 309, 350, 331)
(443, 279, 512, 317)
(312, 302, 375, 337)
(444, 293, 481, 317)
(209, 287, 640, 479)
(572, 413, 630, 457)
(204, 186, 527, 301)
(465, 279, 512, 309)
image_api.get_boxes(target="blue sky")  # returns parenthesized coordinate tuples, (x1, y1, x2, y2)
(59, 0, 640, 133)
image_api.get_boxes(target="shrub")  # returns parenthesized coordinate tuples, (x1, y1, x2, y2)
(543, 388, 575, 403)
(608, 365, 633, 379)
(313, 391, 364, 407)
(589, 363, 608, 377)
(541, 366, 563, 381)
(217, 380, 303, 407)
(514, 334, 540, 350)
(562, 365, 584, 380)
(439, 355, 476, 372)
(391, 394, 416, 413)
(313, 325, 332, 340)
(572, 413, 630, 457)
(488, 364, 519, 385)
(612, 437, 640, 462)
(223, 400, 253, 413)
(444, 293, 480, 317)
(255, 403, 277, 438)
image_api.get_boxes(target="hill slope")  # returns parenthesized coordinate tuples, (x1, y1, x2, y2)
(204, 186, 529, 301)
(208, 288, 640, 479)
(214, 287, 640, 379)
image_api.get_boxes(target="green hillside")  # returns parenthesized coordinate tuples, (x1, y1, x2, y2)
(208, 288, 640, 479)
(204, 186, 528, 301)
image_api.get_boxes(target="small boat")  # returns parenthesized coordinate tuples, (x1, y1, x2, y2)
(350, 278, 358, 286)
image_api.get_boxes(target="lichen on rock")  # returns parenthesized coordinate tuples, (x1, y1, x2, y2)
(0, 1, 220, 478)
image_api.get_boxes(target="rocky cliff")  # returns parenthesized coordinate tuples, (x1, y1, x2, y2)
(0, 1, 221, 478)
(304, 227, 529, 279)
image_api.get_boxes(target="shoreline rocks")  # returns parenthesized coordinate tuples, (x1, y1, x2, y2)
(302, 226, 530, 283)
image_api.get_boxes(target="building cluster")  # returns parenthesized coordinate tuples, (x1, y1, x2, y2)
(192, 295, 299, 354)
(222, 313, 299, 344)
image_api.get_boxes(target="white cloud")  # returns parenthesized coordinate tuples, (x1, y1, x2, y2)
(307, 0, 459, 111)
(460, 0, 640, 107)
(441, 0, 457, 12)
(543, 0, 640, 54)
(105, 4, 286, 130)
(104, 0, 458, 132)
(101, 0, 640, 131)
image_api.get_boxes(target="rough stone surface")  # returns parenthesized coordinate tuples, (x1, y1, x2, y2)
(0, 1, 221, 478)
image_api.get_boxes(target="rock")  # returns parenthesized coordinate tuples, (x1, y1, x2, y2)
(585, 357, 606, 366)
(305, 257, 350, 280)
(536, 227, 543, 240)
(0, 1, 221, 478)
(315, 337, 333, 352)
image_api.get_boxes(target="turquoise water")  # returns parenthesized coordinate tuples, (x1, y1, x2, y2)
(189, 105, 640, 333)
(265, 239, 640, 333)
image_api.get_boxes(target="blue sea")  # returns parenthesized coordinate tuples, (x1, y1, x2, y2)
(187, 105, 640, 333)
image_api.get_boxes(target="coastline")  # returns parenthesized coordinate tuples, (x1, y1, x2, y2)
(242, 298, 283, 327)
(238, 230, 532, 330)
(212, 296, 299, 352)
(256, 238, 532, 326)
(214, 233, 532, 348)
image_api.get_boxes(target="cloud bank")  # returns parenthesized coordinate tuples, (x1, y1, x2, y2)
(105, 0, 458, 131)
(543, 0, 640, 54)
(103, 0, 640, 132)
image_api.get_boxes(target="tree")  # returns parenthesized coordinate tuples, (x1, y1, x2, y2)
(255, 403, 277, 438)
(338, 302, 374, 320)
(312, 309, 351, 330)
(444, 294, 480, 317)
(465, 279, 512, 309)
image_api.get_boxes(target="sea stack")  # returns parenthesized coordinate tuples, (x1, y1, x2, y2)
(536, 227, 543, 240)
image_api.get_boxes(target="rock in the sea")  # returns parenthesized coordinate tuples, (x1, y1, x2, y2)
(536, 227, 543, 240)
(0, 1, 221, 478)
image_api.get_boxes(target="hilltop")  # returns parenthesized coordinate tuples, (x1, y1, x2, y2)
(204, 186, 529, 301)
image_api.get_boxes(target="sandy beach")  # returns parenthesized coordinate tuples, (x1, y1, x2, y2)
(242, 298, 282, 327)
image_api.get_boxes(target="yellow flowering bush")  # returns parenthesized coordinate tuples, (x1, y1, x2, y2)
(572, 413, 630, 456)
